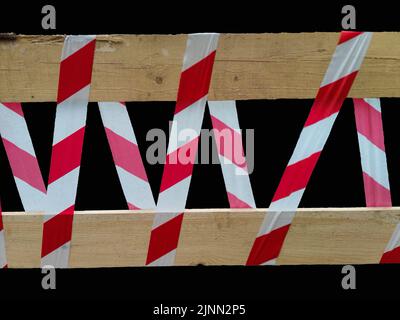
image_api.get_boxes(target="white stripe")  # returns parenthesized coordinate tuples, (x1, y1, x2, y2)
(384, 223, 400, 252)
(14, 177, 46, 212)
(45, 168, 80, 221)
(167, 97, 207, 154)
(288, 112, 338, 165)
(115, 166, 155, 209)
(52, 85, 89, 145)
(261, 258, 277, 266)
(357, 133, 390, 189)
(99, 102, 138, 144)
(182, 33, 219, 71)
(364, 98, 381, 112)
(321, 32, 372, 87)
(147, 249, 177, 267)
(259, 210, 296, 237)
(156, 176, 192, 216)
(269, 189, 305, 212)
(218, 155, 256, 208)
(257, 190, 304, 236)
(208, 100, 241, 134)
(152, 212, 182, 231)
(61, 35, 96, 61)
(41, 241, 71, 268)
(0, 103, 36, 156)
(0, 230, 6, 268)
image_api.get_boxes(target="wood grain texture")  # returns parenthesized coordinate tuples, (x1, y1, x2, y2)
(2, 33, 400, 102)
(2, 207, 399, 267)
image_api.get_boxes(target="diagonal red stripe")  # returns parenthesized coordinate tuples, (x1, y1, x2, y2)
(146, 213, 184, 265)
(48, 127, 86, 184)
(175, 51, 216, 114)
(246, 224, 291, 266)
(0, 204, 4, 262)
(57, 40, 96, 104)
(2, 138, 46, 193)
(305, 71, 358, 127)
(380, 246, 400, 264)
(354, 98, 385, 151)
(159, 137, 199, 193)
(210, 115, 248, 170)
(104, 128, 148, 182)
(272, 152, 321, 203)
(128, 202, 141, 210)
(362, 172, 392, 207)
(338, 31, 364, 45)
(0, 216, 3, 231)
(1, 102, 24, 117)
(41, 205, 74, 258)
(0, 203, 3, 230)
(227, 192, 252, 209)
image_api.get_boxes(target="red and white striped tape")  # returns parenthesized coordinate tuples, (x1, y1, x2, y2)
(41, 35, 96, 268)
(0, 103, 46, 212)
(246, 31, 373, 266)
(100, 100, 254, 210)
(208, 100, 256, 208)
(146, 33, 219, 266)
(0, 202, 6, 268)
(352, 98, 399, 263)
(99, 102, 155, 210)
(354, 98, 391, 207)
(382, 224, 400, 263)
(0, 102, 47, 269)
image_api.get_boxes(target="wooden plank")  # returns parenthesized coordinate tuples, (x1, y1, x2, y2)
(2, 33, 400, 102)
(2, 207, 399, 267)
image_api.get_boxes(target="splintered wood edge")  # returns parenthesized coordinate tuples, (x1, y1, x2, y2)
(2, 207, 399, 267)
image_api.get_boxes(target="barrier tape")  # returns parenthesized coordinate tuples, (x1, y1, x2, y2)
(0, 32, 388, 267)
(246, 31, 373, 266)
(0, 103, 46, 211)
(354, 98, 391, 207)
(353, 98, 398, 263)
(41, 35, 96, 268)
(146, 33, 219, 266)
(0, 202, 6, 268)
(99, 101, 155, 210)
(0, 102, 47, 268)
(208, 100, 256, 208)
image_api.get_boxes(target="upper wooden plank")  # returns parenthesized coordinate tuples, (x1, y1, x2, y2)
(1, 33, 400, 102)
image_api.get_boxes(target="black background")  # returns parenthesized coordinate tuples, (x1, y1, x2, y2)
(0, 1, 399, 308)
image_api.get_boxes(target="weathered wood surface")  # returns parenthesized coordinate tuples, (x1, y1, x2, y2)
(2, 207, 398, 267)
(2, 33, 400, 102)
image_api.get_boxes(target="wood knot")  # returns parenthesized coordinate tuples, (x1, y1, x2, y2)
(155, 76, 163, 85)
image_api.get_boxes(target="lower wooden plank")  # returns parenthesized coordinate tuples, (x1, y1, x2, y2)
(3, 208, 399, 267)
